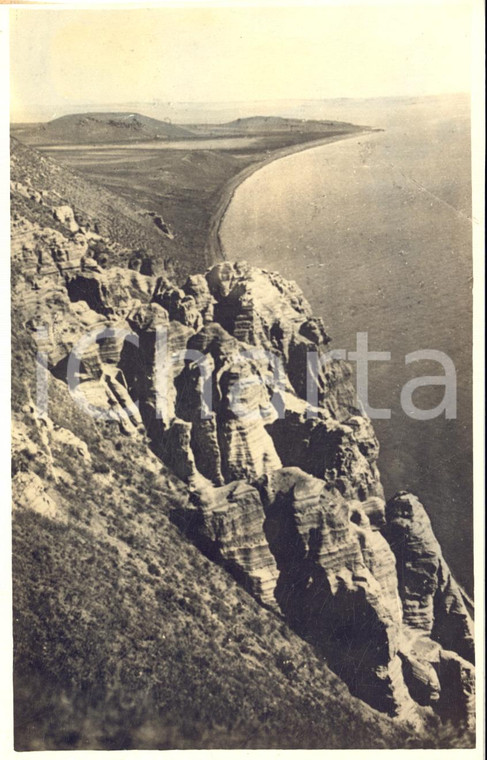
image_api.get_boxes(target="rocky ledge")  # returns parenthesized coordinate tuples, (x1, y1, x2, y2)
(12, 190, 475, 732)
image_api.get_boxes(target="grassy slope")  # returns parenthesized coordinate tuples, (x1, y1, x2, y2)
(11, 357, 471, 750)
(11, 333, 420, 750)
(11, 137, 177, 275)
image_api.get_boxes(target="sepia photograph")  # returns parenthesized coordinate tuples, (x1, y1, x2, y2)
(4, 0, 484, 753)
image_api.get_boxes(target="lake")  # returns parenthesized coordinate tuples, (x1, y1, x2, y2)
(220, 95, 473, 593)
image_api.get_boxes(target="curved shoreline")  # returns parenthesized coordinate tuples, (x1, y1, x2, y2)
(204, 129, 375, 265)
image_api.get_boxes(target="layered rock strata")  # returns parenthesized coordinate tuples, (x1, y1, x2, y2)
(384, 492, 475, 725)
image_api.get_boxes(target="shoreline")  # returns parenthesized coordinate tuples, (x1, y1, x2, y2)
(204, 129, 376, 265)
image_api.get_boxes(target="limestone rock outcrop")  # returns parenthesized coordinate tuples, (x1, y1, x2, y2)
(384, 492, 474, 663)
(13, 471, 59, 519)
(53, 204, 79, 233)
(185, 480, 280, 607)
(384, 492, 475, 727)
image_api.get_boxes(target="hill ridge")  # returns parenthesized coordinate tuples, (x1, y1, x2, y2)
(12, 111, 196, 145)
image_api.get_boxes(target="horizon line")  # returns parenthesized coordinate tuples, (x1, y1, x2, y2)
(10, 92, 471, 124)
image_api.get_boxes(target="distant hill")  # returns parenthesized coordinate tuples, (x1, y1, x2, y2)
(222, 115, 361, 132)
(11, 112, 196, 145)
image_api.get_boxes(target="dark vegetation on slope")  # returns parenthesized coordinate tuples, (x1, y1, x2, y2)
(10, 487, 415, 749)
(10, 329, 422, 750)
(13, 514, 471, 750)
(10, 333, 475, 750)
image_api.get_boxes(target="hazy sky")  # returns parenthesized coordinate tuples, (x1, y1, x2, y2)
(10, 2, 473, 121)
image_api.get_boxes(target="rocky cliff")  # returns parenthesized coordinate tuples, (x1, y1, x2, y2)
(10, 140, 475, 744)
